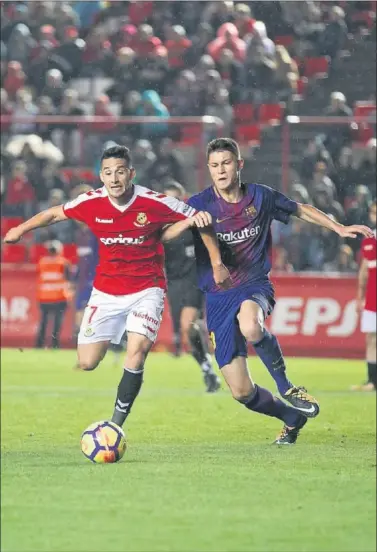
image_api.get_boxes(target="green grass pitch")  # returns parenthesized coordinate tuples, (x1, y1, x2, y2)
(1, 349, 376, 552)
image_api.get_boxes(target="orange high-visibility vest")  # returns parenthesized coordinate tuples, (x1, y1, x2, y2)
(37, 255, 70, 303)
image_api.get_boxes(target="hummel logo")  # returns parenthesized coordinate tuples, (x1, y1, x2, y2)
(96, 217, 113, 223)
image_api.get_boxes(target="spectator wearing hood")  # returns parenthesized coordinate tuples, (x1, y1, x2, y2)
(272, 45, 299, 108)
(41, 68, 66, 107)
(323, 91, 353, 160)
(136, 90, 170, 140)
(121, 91, 142, 142)
(73, 1, 103, 30)
(1, 3, 30, 43)
(312, 178, 345, 223)
(345, 185, 373, 253)
(331, 147, 358, 205)
(52, 26, 85, 79)
(11, 88, 38, 135)
(169, 70, 203, 117)
(207, 22, 246, 62)
(245, 21, 276, 101)
(300, 137, 335, 184)
(132, 140, 157, 187)
(205, 86, 234, 137)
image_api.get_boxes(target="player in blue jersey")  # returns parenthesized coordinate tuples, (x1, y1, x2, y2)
(186, 138, 373, 445)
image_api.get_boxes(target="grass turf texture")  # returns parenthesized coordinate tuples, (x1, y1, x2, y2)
(1, 349, 376, 552)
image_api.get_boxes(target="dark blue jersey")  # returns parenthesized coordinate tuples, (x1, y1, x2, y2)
(188, 183, 298, 292)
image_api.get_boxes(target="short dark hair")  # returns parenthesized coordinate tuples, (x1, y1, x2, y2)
(101, 145, 132, 167)
(206, 137, 240, 160)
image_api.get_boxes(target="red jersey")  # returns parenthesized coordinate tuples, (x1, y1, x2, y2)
(361, 233, 377, 312)
(63, 185, 196, 296)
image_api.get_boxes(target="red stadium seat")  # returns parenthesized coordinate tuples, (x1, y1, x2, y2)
(354, 102, 376, 118)
(235, 124, 261, 144)
(303, 56, 329, 78)
(351, 10, 375, 29)
(234, 103, 254, 123)
(274, 35, 294, 48)
(29, 244, 48, 263)
(259, 103, 284, 125)
(63, 244, 78, 264)
(355, 123, 374, 144)
(1, 244, 27, 263)
(1, 217, 24, 238)
(179, 124, 202, 145)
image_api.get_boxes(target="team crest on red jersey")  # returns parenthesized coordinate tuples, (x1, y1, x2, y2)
(134, 212, 149, 227)
(245, 205, 257, 218)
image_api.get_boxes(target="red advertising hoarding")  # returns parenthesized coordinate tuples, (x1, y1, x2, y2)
(0, 265, 364, 358)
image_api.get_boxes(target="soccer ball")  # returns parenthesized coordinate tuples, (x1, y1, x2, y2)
(81, 421, 127, 463)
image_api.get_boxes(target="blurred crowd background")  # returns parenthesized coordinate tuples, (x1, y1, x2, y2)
(1, 0, 376, 272)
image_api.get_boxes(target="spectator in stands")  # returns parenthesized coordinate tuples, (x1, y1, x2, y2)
(300, 137, 335, 183)
(244, 21, 276, 102)
(132, 139, 157, 187)
(3, 61, 26, 100)
(113, 24, 138, 52)
(272, 45, 299, 109)
(207, 22, 246, 62)
(137, 44, 170, 96)
(345, 184, 373, 253)
(317, 6, 348, 60)
(234, 3, 256, 38)
(3, 160, 36, 218)
(290, 2, 325, 57)
(6, 23, 35, 65)
(106, 47, 139, 101)
(199, 69, 223, 111)
(216, 48, 245, 104)
(81, 27, 114, 77)
(35, 239, 72, 350)
(323, 91, 353, 160)
(286, 217, 314, 271)
(35, 161, 69, 203)
(36, 96, 56, 142)
(53, 26, 85, 79)
(331, 146, 358, 205)
(312, 179, 345, 222)
(272, 246, 294, 273)
(1, 3, 30, 44)
(53, 88, 85, 165)
(205, 86, 234, 137)
(357, 138, 377, 195)
(41, 69, 66, 107)
(308, 216, 342, 270)
(323, 244, 358, 273)
(136, 90, 170, 141)
(184, 22, 214, 67)
(165, 25, 192, 74)
(1, 88, 13, 137)
(203, 1, 235, 30)
(11, 88, 37, 135)
(73, 1, 103, 31)
(53, 3, 80, 36)
(120, 90, 142, 142)
(37, 188, 74, 244)
(146, 138, 186, 190)
(310, 160, 337, 195)
(131, 24, 162, 58)
(169, 70, 203, 118)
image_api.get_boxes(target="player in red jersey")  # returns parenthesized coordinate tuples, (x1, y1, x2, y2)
(353, 200, 377, 392)
(4, 145, 231, 428)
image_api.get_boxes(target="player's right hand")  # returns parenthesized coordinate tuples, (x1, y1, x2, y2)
(190, 211, 213, 228)
(3, 227, 23, 244)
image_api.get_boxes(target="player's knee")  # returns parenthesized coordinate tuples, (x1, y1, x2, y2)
(77, 360, 100, 371)
(240, 320, 264, 343)
(125, 349, 148, 370)
(232, 383, 256, 402)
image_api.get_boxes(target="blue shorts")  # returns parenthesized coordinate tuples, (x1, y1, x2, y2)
(206, 281, 275, 369)
(75, 286, 93, 311)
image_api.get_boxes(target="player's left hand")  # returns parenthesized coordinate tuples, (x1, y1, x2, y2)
(213, 262, 232, 290)
(336, 225, 374, 239)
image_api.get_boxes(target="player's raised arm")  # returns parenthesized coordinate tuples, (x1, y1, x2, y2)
(3, 205, 68, 244)
(296, 203, 374, 239)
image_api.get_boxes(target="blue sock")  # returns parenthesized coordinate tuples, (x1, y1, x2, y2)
(252, 330, 293, 396)
(238, 385, 302, 427)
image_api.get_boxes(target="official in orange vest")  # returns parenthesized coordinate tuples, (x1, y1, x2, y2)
(36, 240, 72, 349)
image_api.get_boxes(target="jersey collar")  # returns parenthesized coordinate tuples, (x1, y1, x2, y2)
(102, 185, 137, 212)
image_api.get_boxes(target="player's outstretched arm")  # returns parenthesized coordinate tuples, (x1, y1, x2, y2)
(3, 205, 68, 244)
(296, 203, 374, 239)
(161, 211, 213, 242)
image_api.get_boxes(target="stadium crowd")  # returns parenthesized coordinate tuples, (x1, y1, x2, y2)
(1, 0, 376, 273)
